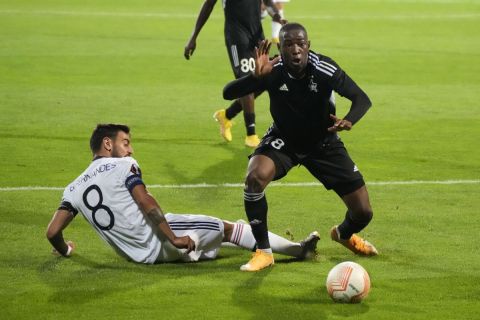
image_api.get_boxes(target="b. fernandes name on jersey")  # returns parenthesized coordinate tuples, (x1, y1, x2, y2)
(69, 163, 117, 192)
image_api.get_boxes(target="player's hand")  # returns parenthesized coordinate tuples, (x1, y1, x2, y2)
(51, 240, 76, 257)
(184, 39, 196, 60)
(254, 40, 281, 78)
(272, 13, 287, 25)
(172, 236, 196, 254)
(327, 114, 352, 132)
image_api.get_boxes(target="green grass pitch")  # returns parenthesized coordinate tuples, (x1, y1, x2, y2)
(1, 0, 479, 319)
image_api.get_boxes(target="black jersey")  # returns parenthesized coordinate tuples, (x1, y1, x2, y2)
(223, 50, 372, 153)
(263, 52, 344, 151)
(223, 0, 264, 46)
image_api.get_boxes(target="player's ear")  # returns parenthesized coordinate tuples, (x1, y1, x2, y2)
(307, 40, 311, 49)
(103, 137, 112, 152)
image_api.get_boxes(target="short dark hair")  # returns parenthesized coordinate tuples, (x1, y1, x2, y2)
(279, 22, 308, 41)
(89, 124, 130, 153)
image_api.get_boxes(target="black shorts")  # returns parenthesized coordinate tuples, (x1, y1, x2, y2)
(250, 128, 365, 196)
(225, 41, 259, 79)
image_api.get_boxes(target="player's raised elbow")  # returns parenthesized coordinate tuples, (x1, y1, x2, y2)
(358, 89, 372, 108)
(365, 93, 372, 109)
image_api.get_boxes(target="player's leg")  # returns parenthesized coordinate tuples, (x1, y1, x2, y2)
(214, 43, 244, 142)
(271, 1, 286, 44)
(338, 185, 373, 240)
(331, 185, 378, 256)
(220, 89, 263, 126)
(240, 94, 260, 147)
(260, 2, 268, 19)
(302, 138, 378, 256)
(161, 213, 225, 262)
(214, 90, 262, 144)
(244, 154, 275, 251)
(241, 131, 296, 271)
(221, 42, 260, 146)
(214, 107, 235, 142)
(236, 45, 259, 147)
(240, 155, 275, 271)
(223, 220, 319, 259)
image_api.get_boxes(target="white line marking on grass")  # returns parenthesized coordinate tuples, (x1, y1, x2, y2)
(0, 10, 203, 19)
(1, 179, 479, 192)
(0, 10, 478, 20)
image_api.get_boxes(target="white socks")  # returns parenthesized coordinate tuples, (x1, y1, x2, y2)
(271, 9, 284, 41)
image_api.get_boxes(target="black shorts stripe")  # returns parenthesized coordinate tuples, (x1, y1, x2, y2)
(170, 226, 220, 231)
(169, 221, 219, 227)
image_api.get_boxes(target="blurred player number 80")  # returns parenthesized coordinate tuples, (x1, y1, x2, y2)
(240, 58, 255, 73)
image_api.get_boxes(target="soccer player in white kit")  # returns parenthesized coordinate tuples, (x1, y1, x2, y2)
(46, 124, 319, 266)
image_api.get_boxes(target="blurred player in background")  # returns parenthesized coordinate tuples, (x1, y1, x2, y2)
(46, 124, 319, 264)
(184, 0, 284, 147)
(223, 23, 378, 272)
(261, 0, 289, 44)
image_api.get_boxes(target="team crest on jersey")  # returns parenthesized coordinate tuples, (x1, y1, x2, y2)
(309, 77, 318, 92)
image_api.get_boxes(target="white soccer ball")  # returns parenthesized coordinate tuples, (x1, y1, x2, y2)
(326, 261, 371, 303)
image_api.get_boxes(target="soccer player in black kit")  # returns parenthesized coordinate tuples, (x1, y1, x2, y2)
(223, 23, 378, 271)
(184, 0, 283, 147)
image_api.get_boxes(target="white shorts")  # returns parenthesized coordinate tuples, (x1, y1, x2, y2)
(156, 213, 225, 263)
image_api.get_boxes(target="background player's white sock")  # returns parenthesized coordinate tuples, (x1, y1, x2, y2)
(229, 223, 302, 257)
(261, 8, 268, 19)
(268, 230, 302, 257)
(271, 9, 284, 42)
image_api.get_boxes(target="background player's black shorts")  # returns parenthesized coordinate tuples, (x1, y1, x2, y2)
(225, 41, 257, 79)
(250, 128, 365, 196)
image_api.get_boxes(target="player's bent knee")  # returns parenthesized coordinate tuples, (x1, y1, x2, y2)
(245, 171, 270, 192)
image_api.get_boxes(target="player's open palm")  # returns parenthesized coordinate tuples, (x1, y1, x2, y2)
(254, 40, 280, 78)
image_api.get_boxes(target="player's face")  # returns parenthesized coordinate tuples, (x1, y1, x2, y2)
(111, 131, 133, 158)
(279, 29, 310, 78)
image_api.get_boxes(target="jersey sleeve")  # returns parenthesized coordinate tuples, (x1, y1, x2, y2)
(58, 185, 79, 216)
(316, 55, 349, 92)
(316, 55, 372, 124)
(123, 158, 145, 193)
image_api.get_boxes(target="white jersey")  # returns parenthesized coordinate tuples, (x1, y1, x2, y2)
(60, 157, 161, 264)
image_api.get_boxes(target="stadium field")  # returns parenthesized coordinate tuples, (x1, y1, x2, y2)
(1, 0, 479, 319)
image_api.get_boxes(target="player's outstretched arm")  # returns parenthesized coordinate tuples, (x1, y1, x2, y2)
(131, 184, 195, 253)
(223, 75, 264, 100)
(46, 209, 76, 257)
(184, 0, 217, 60)
(330, 74, 372, 131)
